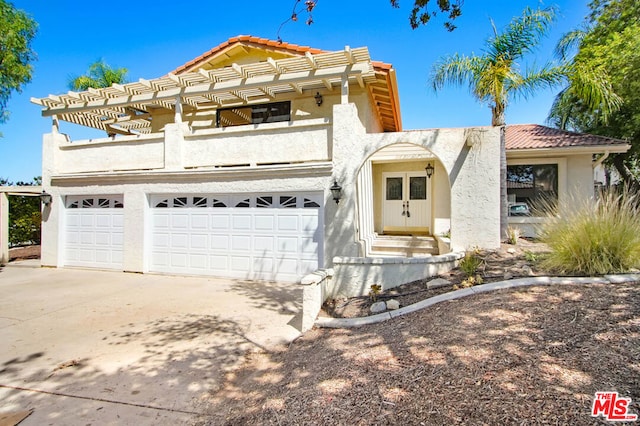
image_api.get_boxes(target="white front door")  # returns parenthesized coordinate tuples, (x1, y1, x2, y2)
(382, 172, 430, 234)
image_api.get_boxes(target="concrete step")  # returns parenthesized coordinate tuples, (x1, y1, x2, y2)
(370, 236, 439, 257)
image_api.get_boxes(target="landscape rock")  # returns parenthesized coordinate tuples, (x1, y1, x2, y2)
(386, 299, 400, 310)
(427, 278, 451, 289)
(504, 272, 514, 280)
(507, 248, 517, 254)
(522, 265, 535, 276)
(370, 301, 387, 314)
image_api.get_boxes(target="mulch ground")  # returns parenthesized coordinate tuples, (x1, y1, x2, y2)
(7, 244, 40, 261)
(194, 239, 639, 425)
(196, 281, 640, 425)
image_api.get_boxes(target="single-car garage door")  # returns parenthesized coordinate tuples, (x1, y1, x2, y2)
(64, 195, 124, 270)
(149, 193, 323, 282)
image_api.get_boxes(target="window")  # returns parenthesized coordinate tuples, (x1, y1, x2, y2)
(216, 101, 291, 128)
(507, 164, 558, 215)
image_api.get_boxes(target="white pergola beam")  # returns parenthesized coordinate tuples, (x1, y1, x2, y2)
(39, 63, 371, 116)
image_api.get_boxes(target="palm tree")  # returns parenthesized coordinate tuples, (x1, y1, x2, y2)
(68, 59, 128, 91)
(431, 6, 564, 239)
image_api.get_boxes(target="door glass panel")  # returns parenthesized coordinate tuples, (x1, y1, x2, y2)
(409, 176, 427, 200)
(386, 177, 403, 200)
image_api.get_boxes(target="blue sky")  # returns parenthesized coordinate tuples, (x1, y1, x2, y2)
(1, 0, 589, 183)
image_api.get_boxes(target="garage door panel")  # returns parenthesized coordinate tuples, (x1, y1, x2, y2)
(149, 193, 322, 282)
(171, 253, 188, 268)
(254, 214, 275, 230)
(111, 232, 124, 246)
(189, 254, 207, 269)
(191, 214, 208, 229)
(80, 232, 95, 245)
(254, 236, 274, 252)
(111, 250, 123, 264)
(80, 215, 94, 227)
(231, 256, 251, 272)
(171, 234, 189, 249)
(171, 214, 189, 228)
(209, 255, 228, 271)
(277, 215, 299, 231)
(277, 236, 299, 253)
(95, 214, 112, 228)
(232, 235, 251, 251)
(211, 235, 229, 250)
(232, 215, 251, 230)
(211, 215, 230, 229)
(190, 234, 208, 249)
(155, 214, 170, 228)
(94, 232, 111, 246)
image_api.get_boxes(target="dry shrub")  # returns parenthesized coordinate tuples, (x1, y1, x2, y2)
(541, 188, 640, 275)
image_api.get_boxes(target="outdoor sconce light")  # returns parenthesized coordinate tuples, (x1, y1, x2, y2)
(330, 180, 342, 204)
(40, 190, 52, 206)
(425, 163, 435, 179)
(314, 92, 323, 106)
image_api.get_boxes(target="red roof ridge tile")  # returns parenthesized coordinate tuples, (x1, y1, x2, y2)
(172, 35, 390, 74)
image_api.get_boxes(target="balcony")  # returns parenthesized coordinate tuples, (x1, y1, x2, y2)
(46, 118, 332, 176)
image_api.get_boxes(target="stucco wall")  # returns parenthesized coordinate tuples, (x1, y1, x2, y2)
(330, 103, 501, 259)
(55, 135, 165, 174)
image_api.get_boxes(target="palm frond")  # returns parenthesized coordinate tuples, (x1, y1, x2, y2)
(488, 6, 557, 60)
(508, 63, 566, 100)
(430, 54, 486, 96)
(554, 29, 586, 60)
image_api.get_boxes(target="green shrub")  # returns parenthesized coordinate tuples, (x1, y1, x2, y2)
(540, 188, 640, 275)
(506, 226, 521, 245)
(459, 250, 483, 277)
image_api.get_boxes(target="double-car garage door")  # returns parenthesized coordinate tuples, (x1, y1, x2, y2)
(63, 193, 323, 282)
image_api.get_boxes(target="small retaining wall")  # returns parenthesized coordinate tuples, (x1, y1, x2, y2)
(330, 252, 464, 299)
(300, 269, 334, 332)
(300, 253, 464, 331)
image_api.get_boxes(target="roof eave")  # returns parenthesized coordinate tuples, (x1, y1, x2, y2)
(507, 144, 631, 158)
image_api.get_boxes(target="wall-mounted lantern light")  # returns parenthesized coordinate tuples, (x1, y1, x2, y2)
(425, 163, 435, 179)
(314, 92, 323, 106)
(40, 190, 52, 206)
(329, 180, 342, 204)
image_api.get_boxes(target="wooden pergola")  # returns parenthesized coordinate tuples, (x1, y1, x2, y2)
(31, 47, 401, 134)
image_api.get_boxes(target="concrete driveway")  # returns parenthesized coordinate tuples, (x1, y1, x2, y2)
(0, 260, 302, 425)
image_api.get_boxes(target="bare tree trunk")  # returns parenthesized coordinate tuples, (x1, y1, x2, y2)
(613, 154, 640, 193)
(499, 126, 508, 241)
(492, 106, 508, 242)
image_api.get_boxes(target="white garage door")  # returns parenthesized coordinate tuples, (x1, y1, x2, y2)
(149, 193, 323, 282)
(64, 195, 124, 270)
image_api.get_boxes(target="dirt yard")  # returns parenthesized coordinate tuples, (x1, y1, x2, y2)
(8, 244, 40, 261)
(196, 282, 640, 425)
(193, 239, 639, 424)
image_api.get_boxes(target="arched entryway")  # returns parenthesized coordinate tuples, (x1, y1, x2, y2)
(355, 142, 451, 256)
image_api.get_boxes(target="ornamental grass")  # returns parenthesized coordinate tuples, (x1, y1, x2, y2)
(540, 188, 640, 276)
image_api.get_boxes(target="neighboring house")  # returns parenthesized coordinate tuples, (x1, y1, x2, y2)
(31, 36, 629, 293)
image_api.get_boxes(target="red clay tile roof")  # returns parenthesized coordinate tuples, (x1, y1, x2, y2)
(172, 35, 392, 74)
(506, 124, 629, 150)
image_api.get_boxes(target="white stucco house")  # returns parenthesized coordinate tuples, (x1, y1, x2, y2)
(30, 36, 630, 297)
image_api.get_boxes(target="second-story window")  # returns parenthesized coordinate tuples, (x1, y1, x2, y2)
(216, 101, 291, 128)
